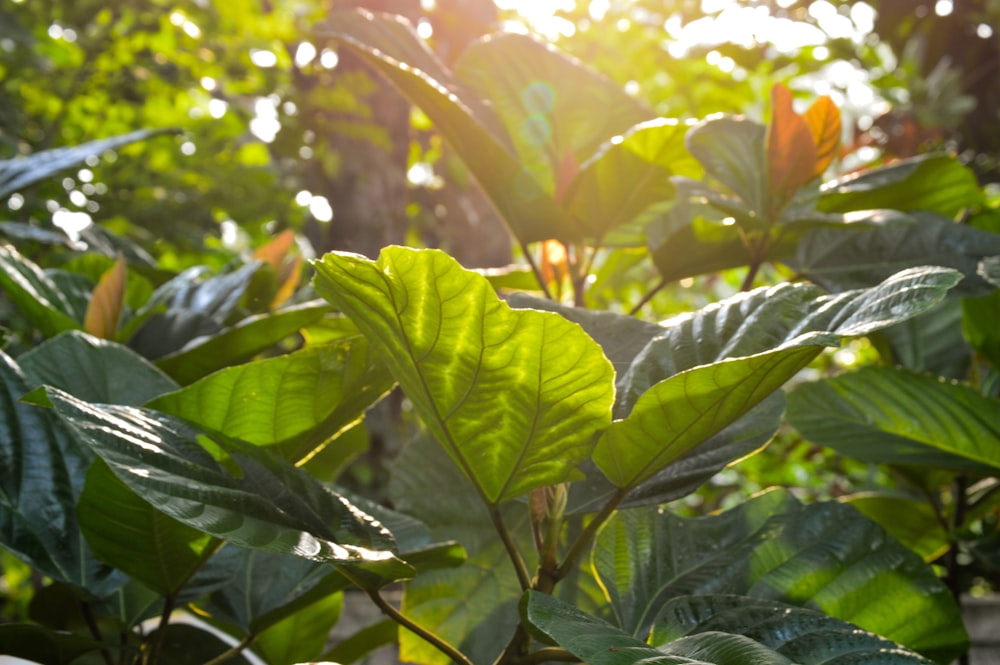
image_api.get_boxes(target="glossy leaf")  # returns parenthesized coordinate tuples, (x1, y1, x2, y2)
(154, 301, 332, 385)
(793, 210, 1000, 295)
(564, 118, 696, 239)
(787, 366, 1000, 473)
(40, 387, 414, 589)
(876, 298, 970, 379)
(0, 352, 121, 596)
(591, 490, 966, 663)
(842, 494, 950, 562)
(78, 458, 215, 596)
(313, 247, 614, 504)
(649, 595, 934, 665)
(0, 244, 81, 337)
(819, 154, 982, 217)
(19, 331, 178, 406)
(83, 254, 127, 339)
(766, 83, 818, 210)
(0, 128, 176, 199)
(149, 338, 394, 461)
(320, 11, 570, 244)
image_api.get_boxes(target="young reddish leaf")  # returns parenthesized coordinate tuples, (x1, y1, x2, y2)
(253, 229, 296, 271)
(803, 95, 842, 177)
(271, 255, 303, 308)
(83, 254, 127, 339)
(540, 239, 569, 293)
(766, 83, 817, 213)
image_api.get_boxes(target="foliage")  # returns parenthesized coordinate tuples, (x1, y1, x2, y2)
(1, 3, 1000, 665)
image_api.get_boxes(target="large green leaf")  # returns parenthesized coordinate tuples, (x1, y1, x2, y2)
(841, 494, 950, 562)
(875, 298, 971, 379)
(684, 117, 768, 216)
(648, 595, 935, 665)
(787, 366, 1000, 473)
(591, 490, 966, 663)
(38, 387, 413, 589)
(388, 434, 529, 665)
(313, 247, 614, 505)
(0, 244, 81, 338)
(792, 210, 1000, 295)
(77, 458, 216, 596)
(0, 128, 176, 199)
(153, 301, 332, 385)
(319, 11, 570, 244)
(819, 154, 982, 217)
(19, 330, 178, 405)
(564, 118, 697, 240)
(149, 338, 393, 461)
(0, 624, 101, 665)
(254, 590, 343, 665)
(0, 352, 121, 596)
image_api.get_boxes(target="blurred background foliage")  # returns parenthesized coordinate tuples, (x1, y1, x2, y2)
(2, 0, 999, 585)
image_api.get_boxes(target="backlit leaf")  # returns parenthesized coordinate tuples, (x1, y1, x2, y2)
(802, 95, 841, 177)
(83, 254, 127, 339)
(766, 83, 818, 213)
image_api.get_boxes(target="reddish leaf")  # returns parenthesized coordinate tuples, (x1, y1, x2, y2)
(540, 240, 569, 293)
(83, 255, 127, 339)
(766, 83, 817, 213)
(803, 96, 841, 177)
(253, 229, 296, 271)
(272, 255, 303, 308)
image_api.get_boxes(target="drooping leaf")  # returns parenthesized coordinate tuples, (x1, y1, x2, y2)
(0, 352, 121, 596)
(792, 210, 1000, 295)
(319, 10, 570, 244)
(591, 490, 966, 663)
(766, 83, 818, 211)
(564, 118, 696, 240)
(19, 330, 178, 406)
(0, 128, 177, 199)
(787, 366, 1000, 473)
(312, 247, 615, 505)
(841, 493, 950, 562)
(153, 301, 333, 385)
(649, 595, 935, 665)
(819, 154, 982, 217)
(39, 387, 413, 589)
(149, 338, 394, 461)
(77, 458, 216, 596)
(83, 254, 127, 339)
(0, 244, 81, 338)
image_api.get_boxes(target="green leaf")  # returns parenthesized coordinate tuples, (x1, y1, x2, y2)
(564, 118, 698, 240)
(593, 346, 818, 489)
(591, 490, 967, 663)
(876, 298, 970, 379)
(149, 338, 394, 461)
(322, 618, 397, 664)
(153, 301, 332, 385)
(313, 247, 614, 504)
(78, 458, 216, 596)
(19, 330, 179, 405)
(42, 387, 414, 589)
(149, 623, 254, 665)
(0, 352, 121, 596)
(0, 624, 101, 665)
(963, 289, 1000, 371)
(0, 244, 81, 338)
(319, 10, 571, 244)
(792, 210, 1000, 295)
(685, 117, 768, 216)
(648, 595, 935, 665)
(254, 590, 342, 665)
(0, 128, 177, 199)
(819, 154, 982, 217)
(841, 493, 950, 562)
(787, 366, 1000, 473)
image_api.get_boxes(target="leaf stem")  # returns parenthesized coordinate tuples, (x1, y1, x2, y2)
(79, 601, 114, 665)
(142, 592, 177, 665)
(629, 277, 667, 316)
(365, 589, 475, 665)
(518, 238, 554, 300)
(545, 487, 629, 591)
(489, 503, 533, 590)
(201, 634, 257, 665)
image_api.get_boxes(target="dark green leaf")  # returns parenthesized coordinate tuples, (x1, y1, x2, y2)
(685, 117, 768, 215)
(877, 298, 970, 379)
(787, 366, 1000, 473)
(842, 494, 950, 562)
(149, 338, 393, 461)
(313, 247, 614, 504)
(819, 154, 982, 217)
(592, 490, 966, 662)
(150, 623, 254, 665)
(19, 330, 178, 405)
(0, 624, 101, 665)
(0, 244, 81, 338)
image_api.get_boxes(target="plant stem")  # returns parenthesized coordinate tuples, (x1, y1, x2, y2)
(947, 475, 969, 665)
(141, 593, 177, 665)
(518, 237, 554, 301)
(740, 261, 761, 291)
(80, 601, 114, 665)
(545, 487, 628, 591)
(489, 503, 533, 590)
(201, 634, 257, 665)
(629, 277, 667, 316)
(366, 589, 475, 665)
